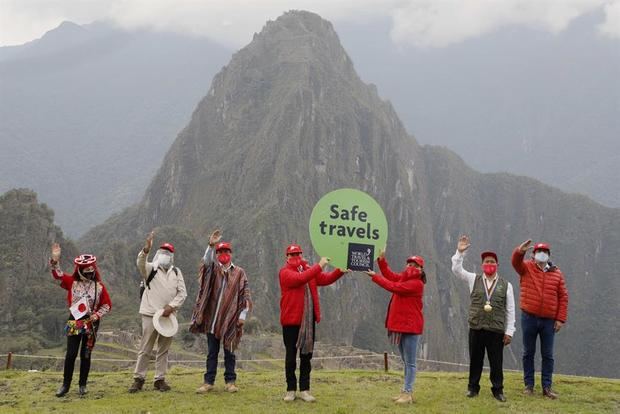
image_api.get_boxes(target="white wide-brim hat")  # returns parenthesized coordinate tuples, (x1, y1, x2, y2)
(152, 309, 179, 337)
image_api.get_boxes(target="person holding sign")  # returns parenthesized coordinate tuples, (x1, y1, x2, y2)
(49, 243, 112, 397)
(365, 249, 426, 404)
(451, 235, 515, 402)
(512, 240, 568, 399)
(129, 231, 187, 393)
(279, 244, 350, 403)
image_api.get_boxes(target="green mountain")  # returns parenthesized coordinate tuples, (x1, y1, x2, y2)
(80, 11, 619, 378)
(0, 189, 78, 352)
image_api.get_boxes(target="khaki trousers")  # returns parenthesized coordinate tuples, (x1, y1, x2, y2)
(133, 315, 173, 381)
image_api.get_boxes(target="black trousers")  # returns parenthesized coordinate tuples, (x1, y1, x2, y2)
(204, 333, 236, 384)
(282, 324, 315, 392)
(468, 328, 504, 394)
(63, 334, 91, 387)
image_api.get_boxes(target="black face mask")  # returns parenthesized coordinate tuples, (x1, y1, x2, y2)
(80, 270, 95, 280)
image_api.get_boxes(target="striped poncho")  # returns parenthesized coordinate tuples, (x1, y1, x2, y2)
(189, 260, 252, 352)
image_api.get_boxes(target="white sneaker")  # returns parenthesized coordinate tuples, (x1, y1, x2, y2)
(283, 391, 296, 402)
(299, 391, 316, 402)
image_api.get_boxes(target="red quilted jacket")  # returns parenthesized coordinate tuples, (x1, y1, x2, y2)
(511, 249, 568, 322)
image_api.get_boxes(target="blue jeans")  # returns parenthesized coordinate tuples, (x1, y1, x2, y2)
(204, 333, 236, 385)
(398, 334, 420, 393)
(521, 311, 555, 389)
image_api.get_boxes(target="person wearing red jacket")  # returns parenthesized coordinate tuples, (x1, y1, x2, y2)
(512, 240, 569, 399)
(278, 244, 349, 403)
(366, 249, 425, 405)
(49, 243, 112, 398)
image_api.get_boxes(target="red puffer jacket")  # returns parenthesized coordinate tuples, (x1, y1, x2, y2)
(279, 261, 344, 326)
(511, 249, 568, 322)
(373, 257, 424, 334)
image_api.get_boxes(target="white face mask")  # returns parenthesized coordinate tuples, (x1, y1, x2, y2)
(534, 251, 549, 263)
(153, 249, 173, 270)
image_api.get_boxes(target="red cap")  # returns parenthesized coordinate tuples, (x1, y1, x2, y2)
(215, 242, 232, 252)
(286, 244, 303, 255)
(159, 243, 175, 253)
(406, 255, 425, 268)
(74, 254, 97, 268)
(481, 251, 498, 263)
(533, 243, 550, 253)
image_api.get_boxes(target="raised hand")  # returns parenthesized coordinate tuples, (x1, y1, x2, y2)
(209, 229, 222, 246)
(51, 243, 61, 263)
(318, 257, 331, 268)
(144, 231, 154, 253)
(518, 239, 533, 253)
(457, 235, 471, 253)
(378, 248, 386, 260)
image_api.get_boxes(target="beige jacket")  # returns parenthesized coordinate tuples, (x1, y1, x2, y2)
(137, 249, 187, 316)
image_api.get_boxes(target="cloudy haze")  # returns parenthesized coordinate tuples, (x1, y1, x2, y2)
(2, 0, 619, 48)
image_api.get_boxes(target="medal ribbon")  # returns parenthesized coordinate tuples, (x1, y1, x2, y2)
(483, 277, 498, 304)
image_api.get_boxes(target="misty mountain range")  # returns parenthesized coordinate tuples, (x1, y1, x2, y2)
(1, 12, 618, 237)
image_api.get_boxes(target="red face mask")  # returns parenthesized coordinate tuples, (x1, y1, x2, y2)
(405, 266, 421, 279)
(287, 256, 303, 268)
(217, 253, 231, 266)
(482, 263, 497, 276)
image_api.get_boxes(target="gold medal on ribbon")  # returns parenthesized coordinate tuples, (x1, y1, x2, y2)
(484, 301, 493, 312)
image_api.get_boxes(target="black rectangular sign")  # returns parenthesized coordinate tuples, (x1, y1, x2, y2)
(347, 243, 375, 271)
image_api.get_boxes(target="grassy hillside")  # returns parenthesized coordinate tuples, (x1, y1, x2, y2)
(0, 368, 618, 413)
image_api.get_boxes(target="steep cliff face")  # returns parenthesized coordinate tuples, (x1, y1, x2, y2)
(83, 11, 619, 377)
(0, 189, 78, 351)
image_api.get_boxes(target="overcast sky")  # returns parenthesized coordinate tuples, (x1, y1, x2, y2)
(1, 0, 619, 48)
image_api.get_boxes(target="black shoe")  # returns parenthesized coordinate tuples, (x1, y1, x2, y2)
(128, 377, 145, 393)
(55, 384, 70, 397)
(78, 385, 88, 396)
(493, 393, 507, 402)
(154, 379, 171, 392)
(466, 390, 479, 398)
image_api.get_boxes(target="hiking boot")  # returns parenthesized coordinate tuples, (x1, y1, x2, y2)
(395, 392, 413, 404)
(299, 390, 316, 402)
(196, 383, 215, 394)
(523, 387, 534, 396)
(78, 385, 88, 396)
(543, 388, 558, 399)
(55, 384, 70, 397)
(128, 378, 145, 393)
(283, 391, 296, 402)
(153, 379, 171, 392)
(225, 383, 239, 393)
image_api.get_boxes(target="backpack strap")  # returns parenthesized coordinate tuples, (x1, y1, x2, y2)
(146, 267, 158, 289)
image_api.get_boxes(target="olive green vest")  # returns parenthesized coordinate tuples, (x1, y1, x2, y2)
(468, 275, 507, 334)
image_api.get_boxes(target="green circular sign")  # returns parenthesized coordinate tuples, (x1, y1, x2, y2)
(309, 188, 388, 270)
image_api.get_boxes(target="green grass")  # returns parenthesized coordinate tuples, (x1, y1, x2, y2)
(0, 368, 618, 413)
